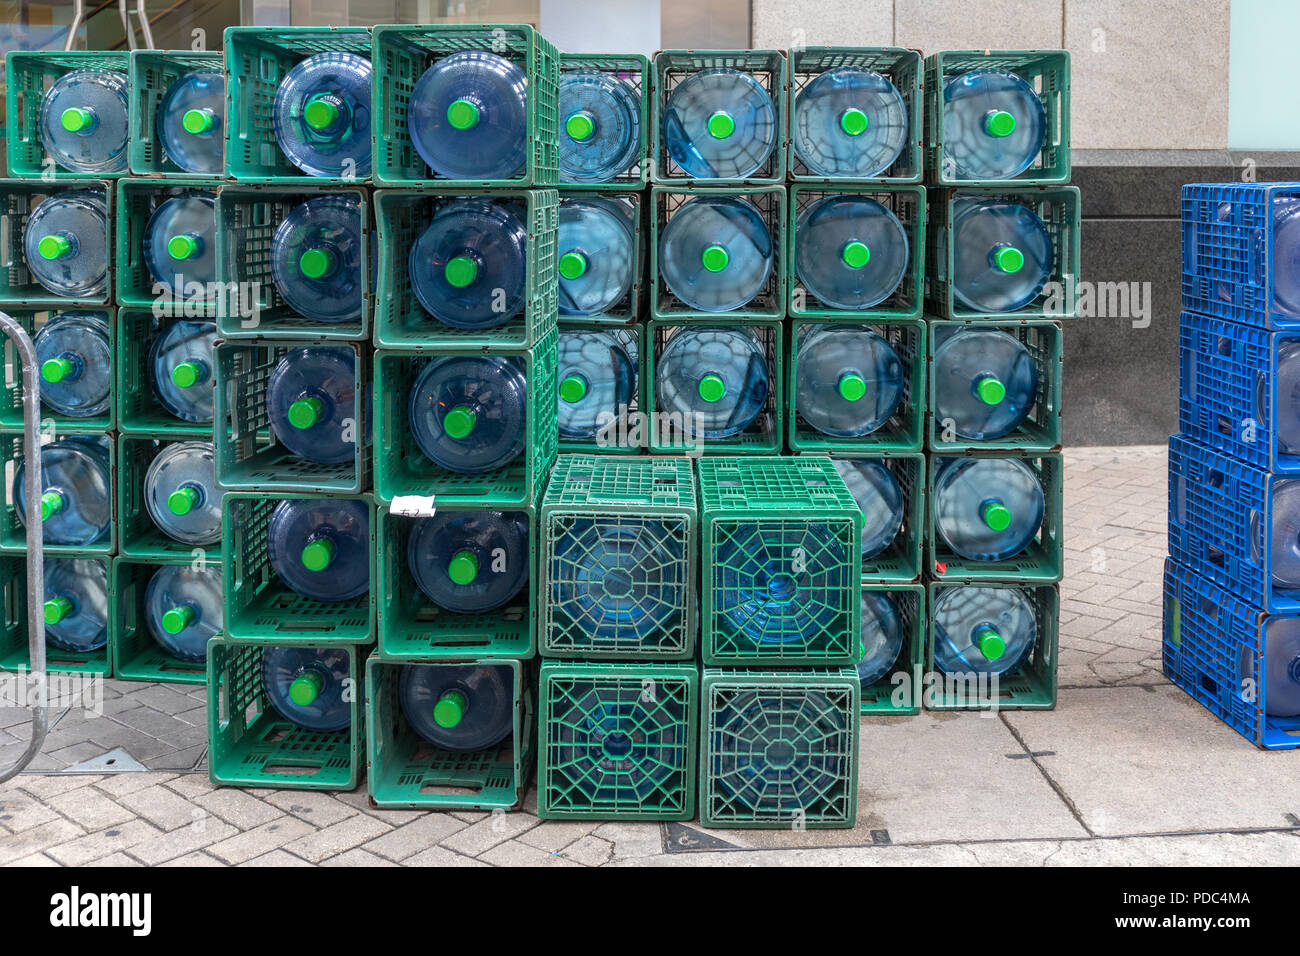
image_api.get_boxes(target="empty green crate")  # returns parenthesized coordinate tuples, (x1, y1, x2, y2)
(128, 50, 225, 178)
(208, 636, 365, 790)
(222, 492, 375, 643)
(700, 667, 859, 829)
(376, 503, 536, 660)
(787, 319, 925, 453)
(651, 50, 788, 185)
(110, 555, 212, 684)
(0, 180, 113, 306)
(215, 184, 373, 341)
(859, 581, 925, 715)
(115, 178, 221, 310)
(0, 430, 115, 556)
(829, 451, 925, 583)
(541, 455, 696, 660)
(0, 307, 115, 432)
(117, 434, 221, 560)
(538, 661, 698, 820)
(116, 308, 216, 436)
(0, 553, 112, 677)
(698, 455, 861, 665)
(373, 332, 557, 507)
(372, 24, 559, 187)
(645, 318, 784, 456)
(788, 47, 922, 183)
(5, 51, 131, 179)
(924, 50, 1070, 187)
(214, 338, 371, 494)
(366, 656, 535, 810)
(557, 322, 646, 456)
(557, 192, 644, 325)
(650, 186, 785, 319)
(224, 27, 374, 184)
(927, 186, 1080, 320)
(373, 188, 557, 350)
(925, 581, 1059, 711)
(559, 53, 650, 190)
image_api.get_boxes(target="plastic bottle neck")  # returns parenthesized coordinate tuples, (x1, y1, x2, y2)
(171, 360, 208, 389)
(301, 536, 336, 572)
(443, 405, 477, 439)
(41, 354, 82, 385)
(289, 669, 326, 706)
(182, 108, 216, 135)
(434, 689, 468, 728)
(44, 595, 74, 625)
(60, 106, 97, 134)
(288, 396, 325, 430)
(974, 625, 1006, 662)
(448, 550, 480, 586)
(38, 233, 74, 261)
(40, 491, 66, 522)
(168, 485, 202, 516)
(565, 110, 596, 142)
(161, 603, 197, 635)
(980, 499, 1012, 532)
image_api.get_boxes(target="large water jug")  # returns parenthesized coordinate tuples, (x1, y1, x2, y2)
(265, 346, 358, 465)
(34, 311, 111, 418)
(399, 663, 514, 751)
(408, 51, 528, 181)
(932, 585, 1037, 677)
(408, 356, 527, 473)
(261, 646, 352, 732)
(1270, 199, 1300, 316)
(558, 197, 636, 316)
(157, 70, 225, 175)
(143, 192, 217, 298)
(951, 197, 1053, 313)
(144, 564, 223, 662)
(662, 69, 776, 179)
(43, 558, 109, 653)
(1269, 340, 1300, 455)
(857, 591, 903, 686)
(1255, 620, 1300, 717)
(407, 511, 530, 613)
(270, 196, 364, 324)
(267, 498, 370, 602)
(658, 195, 773, 312)
(557, 330, 637, 441)
(655, 326, 769, 440)
(795, 326, 904, 437)
(149, 319, 218, 423)
(933, 328, 1038, 440)
(795, 195, 909, 309)
(933, 457, 1044, 561)
(942, 70, 1046, 181)
(409, 199, 527, 330)
(24, 191, 108, 298)
(143, 441, 224, 546)
(793, 67, 907, 178)
(272, 52, 372, 178)
(39, 69, 129, 173)
(833, 459, 905, 560)
(15, 437, 112, 546)
(1269, 481, 1300, 589)
(559, 70, 641, 183)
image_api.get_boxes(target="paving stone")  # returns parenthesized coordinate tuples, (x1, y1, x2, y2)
(592, 822, 664, 860)
(85, 851, 144, 867)
(206, 816, 317, 865)
(91, 772, 179, 797)
(438, 811, 540, 857)
(119, 784, 204, 832)
(0, 818, 86, 865)
(159, 851, 225, 867)
(321, 848, 398, 867)
(0, 790, 63, 832)
(129, 819, 238, 865)
(45, 819, 164, 866)
(194, 788, 284, 828)
(517, 820, 599, 852)
(46, 785, 139, 831)
(361, 814, 471, 862)
(557, 834, 615, 866)
(479, 839, 583, 866)
(281, 815, 393, 864)
(241, 849, 314, 867)
(266, 790, 358, 827)
(402, 845, 489, 867)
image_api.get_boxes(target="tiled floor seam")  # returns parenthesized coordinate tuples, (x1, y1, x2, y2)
(999, 712, 1097, 838)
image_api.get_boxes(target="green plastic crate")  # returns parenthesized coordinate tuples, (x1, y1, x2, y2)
(0, 431, 115, 556)
(787, 47, 922, 183)
(372, 24, 559, 187)
(0, 553, 111, 677)
(924, 50, 1070, 187)
(927, 186, 1080, 320)
(700, 667, 859, 829)
(215, 184, 373, 341)
(110, 555, 213, 684)
(557, 322, 646, 456)
(645, 318, 784, 456)
(651, 50, 788, 185)
(928, 451, 1064, 583)
(373, 188, 557, 350)
(697, 455, 861, 665)
(925, 581, 1059, 711)
(5, 51, 131, 180)
(827, 452, 924, 583)
(787, 184, 925, 318)
(224, 26, 374, 184)
(859, 581, 925, 715)
(222, 492, 375, 644)
(375, 503, 536, 660)
(541, 455, 696, 660)
(366, 656, 535, 810)
(558, 53, 650, 190)
(0, 307, 115, 432)
(214, 338, 371, 494)
(787, 319, 925, 454)
(650, 186, 785, 320)
(128, 50, 225, 178)
(538, 661, 698, 820)
(557, 192, 643, 325)
(115, 178, 221, 310)
(117, 434, 222, 560)
(208, 637, 366, 790)
(0, 180, 113, 307)
(115, 308, 216, 436)
(373, 331, 557, 508)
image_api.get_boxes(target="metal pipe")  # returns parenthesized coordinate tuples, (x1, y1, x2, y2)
(63, 0, 86, 50)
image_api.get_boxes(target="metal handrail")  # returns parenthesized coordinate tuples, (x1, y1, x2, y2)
(61, 0, 155, 52)
(0, 312, 48, 784)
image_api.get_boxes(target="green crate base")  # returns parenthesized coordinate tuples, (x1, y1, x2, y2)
(859, 582, 925, 715)
(116, 309, 216, 436)
(129, 50, 226, 178)
(0, 180, 114, 306)
(110, 556, 211, 685)
(0, 308, 115, 432)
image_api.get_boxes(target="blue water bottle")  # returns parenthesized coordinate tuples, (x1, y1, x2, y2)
(269, 196, 364, 324)
(558, 330, 637, 441)
(795, 326, 904, 438)
(558, 197, 636, 316)
(659, 195, 773, 312)
(409, 356, 527, 473)
(265, 347, 358, 465)
(24, 191, 109, 298)
(655, 326, 769, 440)
(662, 69, 776, 179)
(273, 52, 372, 178)
(267, 498, 370, 602)
(34, 311, 111, 418)
(399, 664, 514, 751)
(933, 328, 1038, 440)
(795, 195, 909, 309)
(149, 320, 218, 424)
(794, 67, 907, 178)
(43, 558, 109, 652)
(261, 646, 353, 732)
(559, 70, 641, 183)
(951, 197, 1053, 313)
(15, 437, 112, 546)
(158, 70, 226, 175)
(833, 459, 905, 561)
(407, 511, 530, 613)
(143, 192, 217, 298)
(933, 457, 1044, 562)
(857, 591, 904, 686)
(942, 70, 1046, 181)
(933, 585, 1037, 677)
(143, 441, 224, 546)
(1259, 620, 1300, 717)
(39, 69, 129, 173)
(144, 564, 223, 662)
(1271, 481, 1300, 589)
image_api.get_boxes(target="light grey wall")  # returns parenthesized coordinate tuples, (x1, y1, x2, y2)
(542, 0, 661, 54)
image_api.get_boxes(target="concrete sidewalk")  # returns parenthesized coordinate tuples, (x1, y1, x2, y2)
(2, 445, 1297, 867)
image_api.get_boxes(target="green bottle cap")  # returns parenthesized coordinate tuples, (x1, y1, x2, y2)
(565, 111, 595, 142)
(287, 397, 324, 430)
(981, 500, 1012, 532)
(40, 491, 65, 522)
(301, 537, 335, 572)
(448, 550, 480, 586)
(182, 108, 215, 135)
(559, 374, 588, 404)
(167, 234, 199, 261)
(447, 99, 481, 130)
(444, 256, 479, 288)
(976, 375, 1006, 405)
(838, 373, 867, 403)
(161, 604, 196, 635)
(303, 97, 339, 130)
(171, 361, 204, 389)
(60, 107, 93, 133)
(37, 234, 72, 261)
(41, 357, 73, 384)
(168, 486, 200, 516)
(44, 595, 74, 625)
(976, 626, 1007, 662)
(840, 107, 868, 136)
(698, 374, 726, 403)
(984, 109, 1016, 138)
(299, 247, 335, 279)
(559, 251, 588, 280)
(841, 240, 870, 269)
(434, 690, 468, 728)
(707, 110, 735, 139)
(289, 669, 325, 706)
(994, 246, 1025, 274)
(443, 405, 477, 439)
(701, 244, 730, 273)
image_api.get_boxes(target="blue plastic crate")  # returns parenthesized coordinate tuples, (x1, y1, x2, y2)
(1163, 557, 1300, 750)
(1181, 182, 1300, 330)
